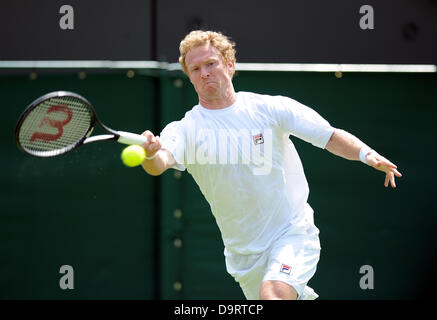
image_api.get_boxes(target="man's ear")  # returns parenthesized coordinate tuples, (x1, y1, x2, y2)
(228, 61, 235, 77)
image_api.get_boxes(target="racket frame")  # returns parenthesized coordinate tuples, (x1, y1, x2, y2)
(15, 91, 147, 157)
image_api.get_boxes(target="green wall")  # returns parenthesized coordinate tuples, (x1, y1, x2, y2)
(0, 73, 157, 299)
(1, 69, 435, 299)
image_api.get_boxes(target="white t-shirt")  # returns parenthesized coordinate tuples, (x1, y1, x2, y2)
(160, 91, 334, 255)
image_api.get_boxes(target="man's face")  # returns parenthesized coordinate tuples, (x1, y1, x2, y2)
(185, 44, 234, 101)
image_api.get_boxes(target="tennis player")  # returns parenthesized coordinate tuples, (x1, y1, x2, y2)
(140, 30, 402, 300)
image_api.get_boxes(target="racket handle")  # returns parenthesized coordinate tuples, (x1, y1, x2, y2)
(117, 131, 148, 145)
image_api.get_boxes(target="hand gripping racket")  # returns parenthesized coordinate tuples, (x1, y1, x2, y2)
(15, 91, 148, 157)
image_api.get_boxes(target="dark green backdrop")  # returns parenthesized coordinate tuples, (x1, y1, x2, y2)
(1, 68, 435, 299)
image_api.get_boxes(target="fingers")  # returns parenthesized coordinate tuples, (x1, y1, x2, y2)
(390, 172, 396, 188)
(140, 130, 154, 147)
(148, 136, 162, 154)
(384, 172, 396, 188)
(393, 168, 402, 178)
(383, 166, 403, 188)
(367, 153, 402, 188)
(380, 163, 402, 187)
(140, 130, 162, 156)
(141, 130, 154, 141)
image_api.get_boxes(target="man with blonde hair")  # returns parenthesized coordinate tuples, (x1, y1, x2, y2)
(140, 30, 402, 300)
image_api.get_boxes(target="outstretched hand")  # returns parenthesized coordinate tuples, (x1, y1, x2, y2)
(365, 152, 402, 188)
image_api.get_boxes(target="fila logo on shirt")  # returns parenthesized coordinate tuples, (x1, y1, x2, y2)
(280, 264, 292, 275)
(253, 133, 264, 145)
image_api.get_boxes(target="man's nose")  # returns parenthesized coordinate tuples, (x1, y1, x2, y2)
(200, 67, 209, 78)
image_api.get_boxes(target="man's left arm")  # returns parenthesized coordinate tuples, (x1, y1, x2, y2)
(325, 128, 402, 188)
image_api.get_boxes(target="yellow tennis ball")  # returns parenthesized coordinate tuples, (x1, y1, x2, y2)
(121, 145, 146, 167)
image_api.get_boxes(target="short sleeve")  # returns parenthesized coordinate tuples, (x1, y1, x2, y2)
(159, 121, 186, 171)
(270, 95, 335, 149)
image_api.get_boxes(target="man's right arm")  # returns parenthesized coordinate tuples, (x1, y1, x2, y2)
(140, 130, 176, 176)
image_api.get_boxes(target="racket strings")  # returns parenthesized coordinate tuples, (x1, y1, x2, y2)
(18, 96, 93, 156)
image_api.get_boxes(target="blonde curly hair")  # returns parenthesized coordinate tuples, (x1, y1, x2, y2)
(179, 30, 236, 76)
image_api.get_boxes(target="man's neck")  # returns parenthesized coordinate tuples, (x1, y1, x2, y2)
(199, 88, 237, 110)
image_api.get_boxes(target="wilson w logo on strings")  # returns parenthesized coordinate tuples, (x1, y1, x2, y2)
(30, 105, 73, 143)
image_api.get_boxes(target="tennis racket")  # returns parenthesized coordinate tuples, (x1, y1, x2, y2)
(15, 91, 148, 157)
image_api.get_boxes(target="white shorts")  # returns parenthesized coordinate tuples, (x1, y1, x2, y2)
(224, 223, 321, 300)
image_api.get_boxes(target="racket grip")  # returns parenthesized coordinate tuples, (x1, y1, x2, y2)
(117, 131, 148, 145)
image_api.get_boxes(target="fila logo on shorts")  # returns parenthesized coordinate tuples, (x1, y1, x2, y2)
(280, 264, 291, 275)
(253, 133, 264, 145)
